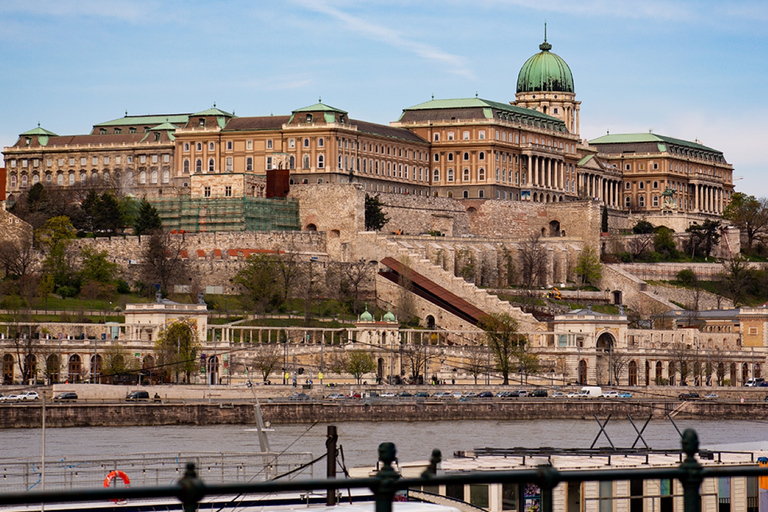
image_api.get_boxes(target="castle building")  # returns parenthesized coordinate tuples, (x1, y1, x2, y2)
(2, 37, 735, 224)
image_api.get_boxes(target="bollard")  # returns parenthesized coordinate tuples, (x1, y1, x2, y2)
(679, 429, 703, 512)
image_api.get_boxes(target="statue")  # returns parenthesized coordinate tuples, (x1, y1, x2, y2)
(661, 187, 676, 210)
(197, 291, 205, 305)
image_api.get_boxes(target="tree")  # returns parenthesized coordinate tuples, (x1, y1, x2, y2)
(154, 320, 200, 384)
(346, 350, 376, 384)
(0, 238, 35, 278)
(723, 192, 768, 254)
(626, 234, 654, 260)
(480, 312, 527, 385)
(233, 254, 283, 313)
(326, 259, 373, 314)
(632, 220, 654, 234)
(601, 205, 609, 233)
(609, 350, 632, 386)
(36, 215, 76, 252)
(364, 194, 389, 231)
(574, 246, 602, 285)
(686, 219, 721, 259)
(141, 232, 189, 296)
(518, 233, 546, 292)
(464, 346, 488, 385)
(134, 199, 162, 235)
(102, 343, 139, 384)
(401, 341, 431, 384)
(94, 191, 122, 234)
(79, 247, 118, 284)
(251, 344, 282, 383)
(719, 257, 759, 306)
(653, 226, 676, 259)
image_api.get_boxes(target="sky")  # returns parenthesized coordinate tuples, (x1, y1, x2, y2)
(2, 0, 768, 194)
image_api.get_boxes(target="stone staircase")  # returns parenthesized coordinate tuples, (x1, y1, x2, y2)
(356, 232, 540, 331)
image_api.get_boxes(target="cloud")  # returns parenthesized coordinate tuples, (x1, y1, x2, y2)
(293, 0, 475, 79)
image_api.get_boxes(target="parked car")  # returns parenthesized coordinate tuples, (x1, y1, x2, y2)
(746, 378, 765, 387)
(678, 392, 700, 401)
(703, 393, 719, 400)
(379, 392, 396, 398)
(602, 391, 619, 398)
(551, 391, 566, 398)
(15, 391, 40, 401)
(462, 392, 477, 398)
(125, 391, 150, 402)
(516, 390, 528, 397)
(566, 392, 581, 398)
(326, 393, 345, 400)
(531, 389, 548, 397)
(397, 391, 413, 398)
(618, 392, 632, 398)
(53, 392, 78, 402)
(433, 392, 452, 398)
(414, 391, 430, 398)
(347, 393, 362, 399)
(288, 392, 310, 401)
(477, 391, 494, 398)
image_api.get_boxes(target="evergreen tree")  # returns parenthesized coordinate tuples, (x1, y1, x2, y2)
(94, 191, 122, 234)
(134, 199, 162, 235)
(364, 194, 389, 231)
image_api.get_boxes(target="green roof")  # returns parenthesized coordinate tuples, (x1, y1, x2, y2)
(150, 121, 178, 131)
(20, 125, 58, 137)
(588, 133, 721, 154)
(516, 39, 574, 94)
(94, 113, 190, 127)
(577, 154, 595, 166)
(192, 107, 233, 117)
(292, 102, 347, 114)
(401, 97, 562, 123)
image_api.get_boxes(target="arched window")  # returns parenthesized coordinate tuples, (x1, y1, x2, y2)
(638, 196, 645, 207)
(139, 171, 146, 184)
(478, 168, 485, 181)
(463, 152, 469, 161)
(447, 169, 454, 182)
(69, 173, 75, 185)
(32, 174, 39, 185)
(196, 142, 202, 151)
(447, 153, 454, 162)
(478, 189, 484, 198)
(433, 169, 440, 182)
(463, 190, 469, 198)
(21, 174, 28, 187)
(163, 170, 170, 183)
(184, 142, 189, 151)
(151, 170, 158, 184)
(317, 154, 324, 168)
(208, 158, 215, 172)
(479, 151, 485, 160)
(183, 159, 190, 173)
(57, 173, 64, 186)
(462, 168, 470, 182)
(289, 155, 295, 170)
(195, 159, 202, 173)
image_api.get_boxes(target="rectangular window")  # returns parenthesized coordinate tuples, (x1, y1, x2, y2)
(463, 131, 470, 140)
(246, 140, 253, 150)
(152, 155, 158, 163)
(225, 186, 232, 197)
(227, 140, 233, 150)
(140, 155, 147, 163)
(80, 157, 86, 165)
(92, 157, 98, 165)
(266, 156, 273, 170)
(104, 157, 110, 164)
(204, 186, 211, 197)
(163, 154, 169, 163)
(288, 139, 295, 148)
(266, 139, 273, 149)
(226, 157, 233, 172)
(246, 157, 253, 171)
(127, 156, 133, 164)
(58, 158, 63, 166)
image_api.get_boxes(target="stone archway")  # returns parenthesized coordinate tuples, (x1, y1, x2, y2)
(548, 220, 560, 237)
(47, 354, 60, 384)
(628, 360, 638, 386)
(69, 354, 82, 383)
(3, 354, 14, 384)
(595, 332, 615, 386)
(578, 359, 587, 385)
(426, 315, 436, 329)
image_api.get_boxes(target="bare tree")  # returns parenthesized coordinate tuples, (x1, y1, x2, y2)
(626, 234, 654, 260)
(401, 341, 431, 384)
(609, 350, 632, 386)
(518, 233, 547, 293)
(669, 342, 692, 385)
(464, 346, 488, 385)
(141, 232, 190, 295)
(325, 259, 374, 314)
(0, 239, 36, 278)
(252, 344, 282, 383)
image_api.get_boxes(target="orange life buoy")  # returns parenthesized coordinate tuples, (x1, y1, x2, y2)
(104, 470, 130, 503)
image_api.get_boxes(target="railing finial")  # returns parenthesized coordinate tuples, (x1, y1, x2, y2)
(421, 449, 442, 478)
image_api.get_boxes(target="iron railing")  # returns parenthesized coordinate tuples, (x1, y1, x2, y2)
(1, 428, 767, 512)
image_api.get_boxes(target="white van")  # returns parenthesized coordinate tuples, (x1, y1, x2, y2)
(578, 386, 603, 398)
(746, 378, 765, 387)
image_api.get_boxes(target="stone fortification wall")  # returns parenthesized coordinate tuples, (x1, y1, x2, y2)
(602, 226, 740, 261)
(613, 262, 764, 282)
(288, 183, 365, 261)
(74, 231, 327, 291)
(374, 193, 602, 245)
(646, 283, 734, 311)
(0, 207, 32, 245)
(601, 264, 679, 316)
(467, 199, 602, 243)
(374, 193, 469, 237)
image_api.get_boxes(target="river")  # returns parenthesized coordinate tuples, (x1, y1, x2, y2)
(4, 419, 768, 467)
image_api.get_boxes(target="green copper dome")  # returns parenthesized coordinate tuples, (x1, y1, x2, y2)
(516, 38, 574, 94)
(359, 304, 373, 322)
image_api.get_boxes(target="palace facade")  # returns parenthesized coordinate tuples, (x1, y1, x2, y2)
(3, 37, 735, 223)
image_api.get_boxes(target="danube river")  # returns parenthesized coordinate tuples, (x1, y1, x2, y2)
(4, 419, 768, 467)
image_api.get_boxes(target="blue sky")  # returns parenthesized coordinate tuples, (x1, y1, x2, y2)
(2, 0, 767, 195)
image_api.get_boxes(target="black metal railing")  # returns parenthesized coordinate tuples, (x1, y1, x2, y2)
(1, 428, 767, 512)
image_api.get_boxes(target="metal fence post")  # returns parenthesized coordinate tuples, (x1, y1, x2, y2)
(538, 464, 559, 512)
(373, 443, 400, 512)
(679, 429, 703, 512)
(177, 462, 204, 512)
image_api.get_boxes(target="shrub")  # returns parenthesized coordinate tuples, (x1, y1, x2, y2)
(115, 279, 131, 294)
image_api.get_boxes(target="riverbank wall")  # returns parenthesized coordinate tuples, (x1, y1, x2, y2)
(1, 400, 766, 428)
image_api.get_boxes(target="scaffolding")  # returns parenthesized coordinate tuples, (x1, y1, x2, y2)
(150, 196, 300, 232)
